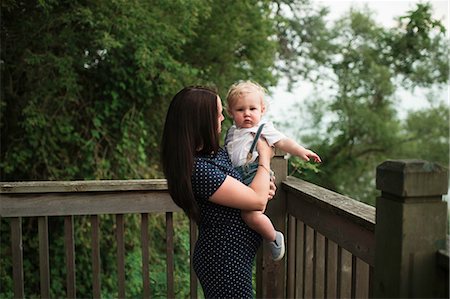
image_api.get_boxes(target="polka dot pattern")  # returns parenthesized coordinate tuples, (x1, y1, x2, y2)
(192, 148, 262, 298)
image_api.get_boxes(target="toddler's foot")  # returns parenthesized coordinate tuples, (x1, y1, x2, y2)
(268, 231, 285, 261)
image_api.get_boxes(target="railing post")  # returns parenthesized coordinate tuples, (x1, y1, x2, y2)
(374, 160, 449, 298)
(256, 149, 287, 298)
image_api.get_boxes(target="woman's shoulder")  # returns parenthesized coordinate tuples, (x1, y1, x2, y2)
(194, 148, 242, 183)
(192, 148, 230, 186)
(195, 148, 229, 166)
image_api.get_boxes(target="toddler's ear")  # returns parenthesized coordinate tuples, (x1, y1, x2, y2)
(261, 104, 266, 114)
(226, 107, 233, 118)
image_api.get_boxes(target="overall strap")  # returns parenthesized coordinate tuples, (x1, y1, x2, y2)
(224, 126, 232, 146)
(246, 123, 266, 162)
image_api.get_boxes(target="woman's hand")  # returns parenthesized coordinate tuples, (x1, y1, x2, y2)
(268, 176, 276, 200)
(257, 138, 276, 201)
(256, 138, 274, 166)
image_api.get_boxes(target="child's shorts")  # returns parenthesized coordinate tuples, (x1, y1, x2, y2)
(235, 161, 274, 186)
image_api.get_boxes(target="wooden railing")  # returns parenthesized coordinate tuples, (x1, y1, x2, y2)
(283, 177, 374, 298)
(0, 180, 191, 298)
(1, 159, 448, 298)
(274, 159, 449, 299)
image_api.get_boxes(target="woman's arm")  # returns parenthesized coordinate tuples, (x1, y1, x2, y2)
(209, 139, 274, 211)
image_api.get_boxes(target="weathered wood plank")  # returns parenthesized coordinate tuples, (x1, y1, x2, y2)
(336, 246, 342, 298)
(0, 179, 168, 193)
(116, 214, 126, 299)
(166, 212, 174, 299)
(1, 191, 179, 217)
(64, 216, 76, 298)
(91, 215, 101, 299)
(326, 240, 338, 298)
(304, 226, 314, 298)
(315, 232, 326, 299)
(340, 248, 352, 299)
(283, 177, 375, 229)
(189, 220, 198, 299)
(286, 188, 375, 265)
(354, 257, 370, 298)
(38, 216, 50, 299)
(286, 215, 296, 299)
(295, 220, 305, 298)
(141, 213, 150, 299)
(11, 217, 24, 298)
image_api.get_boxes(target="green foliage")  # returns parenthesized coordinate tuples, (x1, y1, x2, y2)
(0, 0, 297, 180)
(272, 0, 332, 87)
(397, 98, 449, 163)
(283, 3, 449, 205)
(288, 156, 320, 177)
(1, 0, 294, 296)
(182, 1, 279, 93)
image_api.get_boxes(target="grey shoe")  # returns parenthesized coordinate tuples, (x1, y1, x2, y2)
(268, 231, 285, 261)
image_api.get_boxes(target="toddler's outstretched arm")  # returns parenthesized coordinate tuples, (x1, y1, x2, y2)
(275, 138, 322, 163)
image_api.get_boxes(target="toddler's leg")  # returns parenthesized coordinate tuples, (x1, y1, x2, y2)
(241, 210, 276, 242)
(241, 210, 285, 261)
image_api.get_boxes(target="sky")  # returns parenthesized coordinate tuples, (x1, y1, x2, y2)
(265, 0, 449, 130)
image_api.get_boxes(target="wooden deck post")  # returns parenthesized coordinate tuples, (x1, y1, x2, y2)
(373, 160, 449, 298)
(256, 149, 287, 298)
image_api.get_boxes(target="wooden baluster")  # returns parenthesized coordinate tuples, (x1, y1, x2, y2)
(286, 215, 296, 298)
(339, 248, 352, 298)
(315, 232, 326, 298)
(295, 220, 305, 298)
(304, 226, 314, 298)
(65, 215, 76, 298)
(166, 212, 174, 299)
(353, 257, 370, 299)
(11, 217, 24, 298)
(91, 215, 101, 299)
(326, 240, 338, 298)
(116, 214, 125, 298)
(141, 213, 150, 299)
(38, 216, 50, 298)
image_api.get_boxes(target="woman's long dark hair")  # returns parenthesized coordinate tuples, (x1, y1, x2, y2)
(161, 86, 220, 223)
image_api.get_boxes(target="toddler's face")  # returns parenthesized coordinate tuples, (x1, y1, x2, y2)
(229, 92, 265, 128)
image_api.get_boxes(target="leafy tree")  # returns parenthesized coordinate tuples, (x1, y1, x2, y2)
(1, 0, 213, 181)
(399, 96, 449, 165)
(1, 0, 328, 297)
(283, 3, 449, 205)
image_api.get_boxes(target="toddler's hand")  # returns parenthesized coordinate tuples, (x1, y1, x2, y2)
(301, 149, 322, 163)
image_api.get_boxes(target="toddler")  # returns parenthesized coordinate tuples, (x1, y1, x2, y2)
(225, 80, 321, 261)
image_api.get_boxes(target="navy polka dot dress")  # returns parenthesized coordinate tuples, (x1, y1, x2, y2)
(192, 148, 262, 298)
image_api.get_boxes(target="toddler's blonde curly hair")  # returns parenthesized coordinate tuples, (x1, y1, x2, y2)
(226, 80, 268, 113)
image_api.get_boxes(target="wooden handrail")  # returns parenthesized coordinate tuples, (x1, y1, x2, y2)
(0, 180, 179, 217)
(0, 179, 184, 299)
(0, 179, 168, 193)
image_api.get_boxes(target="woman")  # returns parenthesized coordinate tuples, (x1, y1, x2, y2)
(161, 86, 276, 298)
